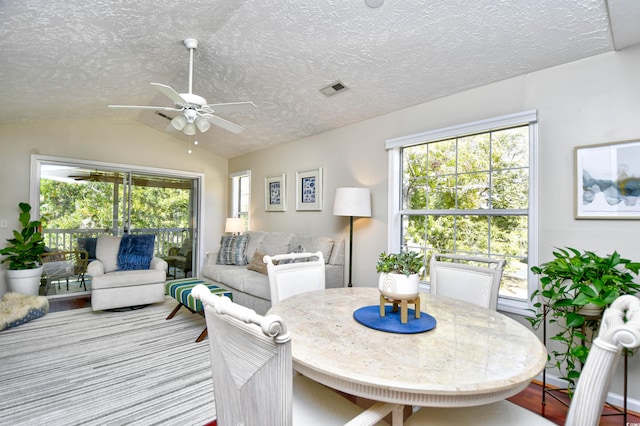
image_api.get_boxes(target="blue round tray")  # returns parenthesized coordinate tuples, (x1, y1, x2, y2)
(353, 305, 436, 334)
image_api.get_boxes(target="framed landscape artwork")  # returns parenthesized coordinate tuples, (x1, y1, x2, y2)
(265, 173, 286, 212)
(296, 167, 323, 211)
(575, 140, 640, 219)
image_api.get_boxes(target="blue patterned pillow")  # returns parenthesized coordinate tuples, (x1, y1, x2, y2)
(217, 234, 250, 265)
(117, 234, 155, 271)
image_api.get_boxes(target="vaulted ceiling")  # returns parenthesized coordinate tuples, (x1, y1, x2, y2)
(2, 1, 639, 158)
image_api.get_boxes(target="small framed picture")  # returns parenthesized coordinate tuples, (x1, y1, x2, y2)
(575, 139, 640, 219)
(296, 167, 323, 211)
(265, 173, 286, 212)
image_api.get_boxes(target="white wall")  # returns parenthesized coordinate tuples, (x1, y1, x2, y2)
(231, 44, 640, 406)
(0, 119, 229, 296)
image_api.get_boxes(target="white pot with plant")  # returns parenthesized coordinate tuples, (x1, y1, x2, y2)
(376, 251, 423, 299)
(0, 202, 46, 296)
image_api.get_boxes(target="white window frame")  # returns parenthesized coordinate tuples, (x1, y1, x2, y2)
(386, 111, 538, 315)
(230, 170, 251, 228)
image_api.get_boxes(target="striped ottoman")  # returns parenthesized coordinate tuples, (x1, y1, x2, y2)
(165, 278, 232, 342)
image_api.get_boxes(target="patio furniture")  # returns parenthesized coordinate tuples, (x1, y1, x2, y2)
(41, 250, 89, 294)
(163, 238, 192, 278)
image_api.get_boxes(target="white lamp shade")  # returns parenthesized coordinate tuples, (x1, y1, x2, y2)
(225, 217, 244, 233)
(195, 116, 211, 133)
(333, 187, 371, 217)
(171, 115, 187, 131)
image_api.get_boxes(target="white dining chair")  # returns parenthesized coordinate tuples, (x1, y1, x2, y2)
(264, 251, 326, 304)
(404, 294, 640, 426)
(429, 253, 506, 310)
(191, 284, 400, 426)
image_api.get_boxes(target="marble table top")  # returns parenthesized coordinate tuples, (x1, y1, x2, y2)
(268, 287, 547, 407)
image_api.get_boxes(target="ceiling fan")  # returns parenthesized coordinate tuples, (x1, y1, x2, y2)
(109, 38, 257, 135)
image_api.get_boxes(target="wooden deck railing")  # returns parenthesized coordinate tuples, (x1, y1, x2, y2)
(42, 228, 192, 256)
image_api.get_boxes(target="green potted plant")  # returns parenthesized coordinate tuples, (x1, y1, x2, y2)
(0, 202, 46, 295)
(527, 246, 640, 392)
(376, 251, 423, 299)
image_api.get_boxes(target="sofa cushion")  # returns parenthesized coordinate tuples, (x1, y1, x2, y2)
(212, 268, 271, 300)
(247, 250, 268, 275)
(91, 269, 166, 289)
(95, 235, 122, 273)
(290, 235, 334, 264)
(244, 231, 267, 261)
(117, 234, 155, 271)
(258, 232, 295, 255)
(201, 263, 239, 282)
(77, 237, 97, 260)
(216, 234, 250, 265)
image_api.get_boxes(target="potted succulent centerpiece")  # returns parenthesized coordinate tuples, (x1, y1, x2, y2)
(376, 250, 423, 299)
(527, 247, 640, 392)
(0, 202, 46, 296)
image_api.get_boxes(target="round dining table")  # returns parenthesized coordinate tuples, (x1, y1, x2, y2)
(267, 287, 547, 408)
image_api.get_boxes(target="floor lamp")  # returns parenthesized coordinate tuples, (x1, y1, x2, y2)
(333, 187, 371, 287)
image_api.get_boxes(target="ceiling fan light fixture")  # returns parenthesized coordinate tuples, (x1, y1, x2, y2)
(171, 115, 187, 131)
(195, 116, 211, 133)
(183, 122, 196, 135)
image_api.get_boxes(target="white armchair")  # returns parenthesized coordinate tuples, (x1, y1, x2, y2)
(88, 235, 167, 311)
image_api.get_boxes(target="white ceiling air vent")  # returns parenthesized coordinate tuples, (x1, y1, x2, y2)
(320, 80, 349, 97)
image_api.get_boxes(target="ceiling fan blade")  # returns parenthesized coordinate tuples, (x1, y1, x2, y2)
(108, 104, 182, 111)
(151, 83, 187, 106)
(208, 114, 246, 134)
(206, 101, 257, 113)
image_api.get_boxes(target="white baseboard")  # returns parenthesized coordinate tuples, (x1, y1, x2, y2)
(535, 372, 639, 414)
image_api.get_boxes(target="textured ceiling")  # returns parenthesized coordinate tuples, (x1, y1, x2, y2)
(1, 0, 640, 158)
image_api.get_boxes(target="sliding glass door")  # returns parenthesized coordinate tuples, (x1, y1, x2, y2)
(33, 156, 201, 296)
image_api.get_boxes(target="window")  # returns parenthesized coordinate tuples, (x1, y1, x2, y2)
(386, 111, 538, 313)
(230, 171, 251, 228)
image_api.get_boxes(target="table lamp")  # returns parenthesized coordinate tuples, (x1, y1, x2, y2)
(333, 187, 371, 287)
(225, 218, 244, 235)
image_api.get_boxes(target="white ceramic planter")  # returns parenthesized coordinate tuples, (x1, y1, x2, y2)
(6, 266, 44, 296)
(378, 272, 419, 300)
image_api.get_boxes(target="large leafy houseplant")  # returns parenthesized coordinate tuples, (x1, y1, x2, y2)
(0, 202, 46, 270)
(527, 247, 640, 392)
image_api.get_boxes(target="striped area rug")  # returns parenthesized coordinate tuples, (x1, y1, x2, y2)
(0, 297, 216, 426)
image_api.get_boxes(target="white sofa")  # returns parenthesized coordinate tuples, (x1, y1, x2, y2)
(88, 235, 168, 311)
(200, 231, 344, 314)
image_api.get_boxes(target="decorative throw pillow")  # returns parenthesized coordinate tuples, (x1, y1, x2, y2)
(216, 234, 250, 266)
(117, 234, 155, 271)
(246, 250, 269, 275)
